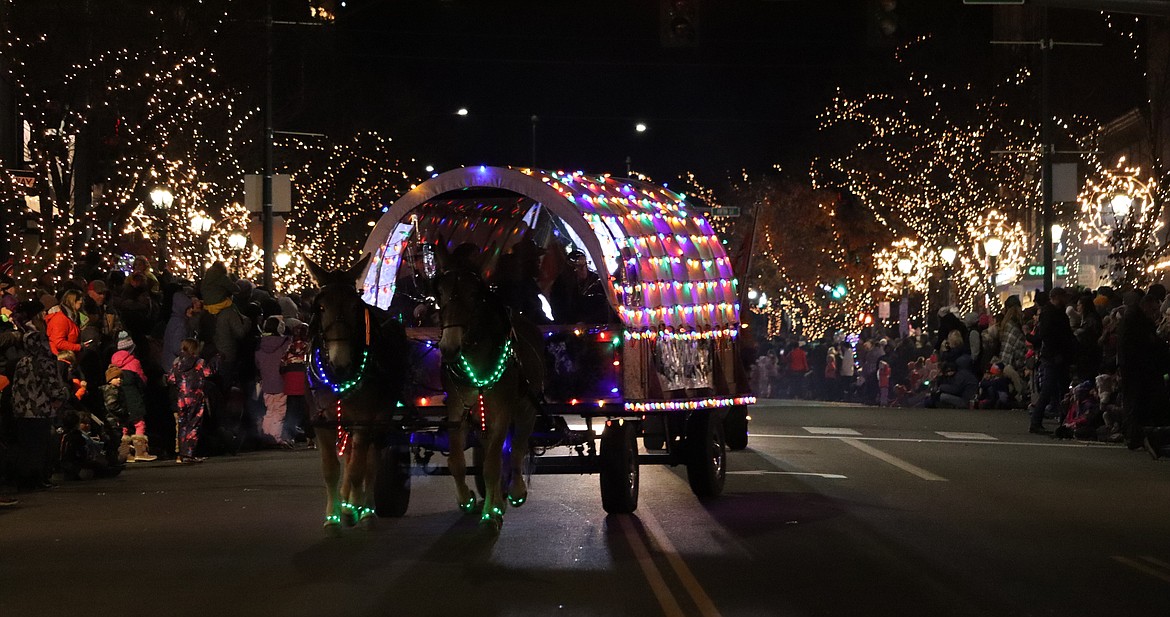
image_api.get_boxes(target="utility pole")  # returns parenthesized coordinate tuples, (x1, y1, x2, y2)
(990, 7, 1100, 293)
(262, 0, 275, 290)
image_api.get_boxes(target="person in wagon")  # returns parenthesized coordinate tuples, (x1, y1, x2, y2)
(566, 250, 608, 323)
(492, 238, 550, 324)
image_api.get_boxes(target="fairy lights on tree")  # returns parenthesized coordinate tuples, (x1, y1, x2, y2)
(283, 132, 421, 278)
(1080, 160, 1163, 286)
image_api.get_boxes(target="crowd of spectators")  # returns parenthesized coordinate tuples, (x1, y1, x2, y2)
(751, 285, 1170, 459)
(0, 255, 315, 507)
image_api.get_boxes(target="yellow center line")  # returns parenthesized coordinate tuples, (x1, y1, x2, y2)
(640, 505, 724, 617)
(618, 515, 685, 617)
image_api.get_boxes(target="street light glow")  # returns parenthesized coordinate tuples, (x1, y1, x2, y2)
(940, 246, 957, 266)
(1110, 193, 1133, 217)
(635, 122, 647, 133)
(150, 188, 173, 209)
(456, 108, 469, 116)
(275, 251, 292, 268)
(897, 257, 913, 275)
(1051, 223, 1064, 243)
(983, 236, 1003, 258)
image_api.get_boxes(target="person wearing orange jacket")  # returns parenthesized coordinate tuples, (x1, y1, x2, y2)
(45, 289, 87, 356)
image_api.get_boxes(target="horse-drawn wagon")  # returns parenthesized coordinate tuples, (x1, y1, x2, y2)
(346, 166, 754, 522)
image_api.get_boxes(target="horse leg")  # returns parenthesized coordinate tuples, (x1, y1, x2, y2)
(315, 426, 343, 534)
(344, 429, 376, 526)
(479, 418, 506, 530)
(446, 403, 475, 513)
(507, 400, 536, 508)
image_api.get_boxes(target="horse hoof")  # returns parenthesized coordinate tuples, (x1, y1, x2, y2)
(358, 510, 376, 531)
(323, 515, 343, 537)
(507, 494, 527, 508)
(479, 506, 503, 533)
(458, 496, 477, 514)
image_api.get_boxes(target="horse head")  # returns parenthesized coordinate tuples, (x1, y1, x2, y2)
(432, 241, 494, 362)
(305, 253, 371, 374)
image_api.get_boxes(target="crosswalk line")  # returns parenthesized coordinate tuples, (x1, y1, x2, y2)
(935, 431, 998, 441)
(802, 427, 861, 436)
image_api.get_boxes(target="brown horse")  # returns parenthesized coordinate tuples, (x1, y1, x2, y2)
(433, 243, 545, 533)
(305, 254, 411, 534)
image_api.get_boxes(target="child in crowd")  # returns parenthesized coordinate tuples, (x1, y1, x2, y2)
(877, 359, 891, 406)
(975, 362, 1012, 409)
(167, 339, 213, 464)
(255, 316, 292, 448)
(109, 331, 157, 462)
(101, 366, 133, 463)
(281, 321, 312, 448)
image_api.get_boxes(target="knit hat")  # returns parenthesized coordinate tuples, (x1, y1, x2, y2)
(105, 365, 123, 383)
(115, 331, 134, 351)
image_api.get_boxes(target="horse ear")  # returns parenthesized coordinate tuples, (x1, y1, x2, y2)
(303, 256, 330, 285)
(346, 253, 372, 283)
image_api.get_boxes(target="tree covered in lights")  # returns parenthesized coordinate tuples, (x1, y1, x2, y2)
(282, 132, 421, 276)
(716, 171, 889, 339)
(809, 35, 1096, 311)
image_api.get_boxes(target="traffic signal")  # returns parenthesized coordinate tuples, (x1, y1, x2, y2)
(661, 0, 699, 48)
(831, 283, 848, 300)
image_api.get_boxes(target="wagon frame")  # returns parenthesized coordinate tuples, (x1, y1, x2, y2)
(358, 166, 755, 514)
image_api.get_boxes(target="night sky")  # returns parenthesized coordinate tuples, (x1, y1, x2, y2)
(267, 1, 1141, 183)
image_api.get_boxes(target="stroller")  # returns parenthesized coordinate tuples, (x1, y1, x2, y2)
(59, 408, 125, 480)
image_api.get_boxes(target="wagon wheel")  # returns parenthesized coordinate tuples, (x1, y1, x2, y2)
(685, 412, 726, 500)
(375, 443, 412, 517)
(600, 419, 640, 514)
(723, 405, 749, 451)
(641, 415, 667, 451)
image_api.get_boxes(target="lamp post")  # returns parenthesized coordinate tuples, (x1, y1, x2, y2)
(228, 230, 248, 275)
(983, 235, 1003, 311)
(897, 256, 913, 337)
(940, 246, 957, 309)
(275, 250, 291, 269)
(1051, 223, 1064, 286)
(150, 188, 174, 272)
(189, 212, 214, 274)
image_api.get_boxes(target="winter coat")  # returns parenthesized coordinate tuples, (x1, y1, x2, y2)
(281, 336, 310, 396)
(167, 354, 212, 397)
(255, 334, 291, 395)
(101, 383, 127, 424)
(787, 347, 809, 373)
(117, 370, 148, 424)
(162, 293, 194, 369)
(11, 331, 71, 419)
(45, 308, 82, 355)
(1035, 302, 1075, 364)
(213, 305, 251, 365)
(199, 262, 237, 308)
(111, 350, 146, 382)
(999, 318, 1027, 370)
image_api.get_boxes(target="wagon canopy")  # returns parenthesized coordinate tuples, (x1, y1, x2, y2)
(360, 166, 741, 333)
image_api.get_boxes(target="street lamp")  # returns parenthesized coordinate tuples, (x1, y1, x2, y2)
(227, 229, 248, 274)
(150, 188, 174, 271)
(984, 235, 1003, 310)
(1110, 193, 1133, 218)
(897, 256, 913, 337)
(938, 245, 958, 312)
(275, 250, 292, 269)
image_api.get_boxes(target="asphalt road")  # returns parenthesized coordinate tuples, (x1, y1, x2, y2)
(3, 400, 1168, 617)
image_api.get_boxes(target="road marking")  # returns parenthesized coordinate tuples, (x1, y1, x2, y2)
(936, 432, 997, 441)
(750, 433, 1119, 449)
(840, 438, 948, 481)
(1141, 556, 1170, 569)
(640, 506, 723, 617)
(727, 470, 847, 479)
(802, 427, 861, 436)
(618, 516, 685, 617)
(1112, 556, 1170, 584)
